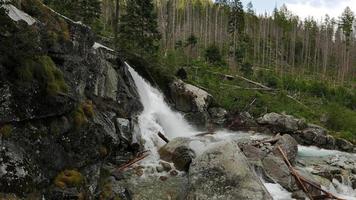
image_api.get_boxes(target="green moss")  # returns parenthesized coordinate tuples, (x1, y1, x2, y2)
(34, 56, 68, 95)
(73, 107, 87, 128)
(0, 124, 13, 139)
(54, 170, 84, 189)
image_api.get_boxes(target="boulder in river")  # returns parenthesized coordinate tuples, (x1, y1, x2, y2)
(186, 141, 272, 200)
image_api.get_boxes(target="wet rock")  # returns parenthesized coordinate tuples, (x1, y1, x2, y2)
(170, 170, 178, 176)
(159, 137, 196, 171)
(208, 107, 227, 126)
(187, 141, 272, 200)
(0, 141, 39, 195)
(272, 134, 298, 164)
(262, 155, 296, 191)
(159, 161, 172, 172)
(242, 145, 266, 161)
(172, 146, 196, 171)
(335, 138, 354, 152)
(158, 137, 192, 161)
(156, 166, 164, 173)
(109, 169, 188, 200)
(116, 118, 132, 143)
(257, 113, 306, 133)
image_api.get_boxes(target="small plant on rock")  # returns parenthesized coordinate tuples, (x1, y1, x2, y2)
(0, 124, 13, 139)
(54, 170, 84, 189)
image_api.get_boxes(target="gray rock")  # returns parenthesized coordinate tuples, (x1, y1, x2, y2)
(336, 138, 354, 152)
(172, 146, 196, 171)
(257, 113, 306, 132)
(0, 141, 39, 195)
(170, 80, 212, 113)
(187, 141, 272, 200)
(272, 134, 298, 164)
(159, 161, 172, 172)
(208, 107, 227, 125)
(116, 118, 132, 142)
(170, 79, 213, 127)
(108, 169, 188, 200)
(262, 155, 296, 191)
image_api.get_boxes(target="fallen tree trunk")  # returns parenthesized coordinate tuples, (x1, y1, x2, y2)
(116, 151, 150, 172)
(277, 146, 345, 200)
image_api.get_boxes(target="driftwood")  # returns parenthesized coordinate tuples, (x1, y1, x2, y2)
(251, 134, 281, 146)
(220, 83, 277, 91)
(116, 151, 150, 172)
(277, 146, 345, 200)
(158, 132, 170, 143)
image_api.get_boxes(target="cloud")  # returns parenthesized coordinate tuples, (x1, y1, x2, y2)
(285, 0, 356, 20)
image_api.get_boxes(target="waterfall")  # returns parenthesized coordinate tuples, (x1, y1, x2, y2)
(127, 63, 196, 160)
(126, 63, 356, 199)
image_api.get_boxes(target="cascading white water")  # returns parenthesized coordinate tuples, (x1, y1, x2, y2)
(127, 63, 196, 160)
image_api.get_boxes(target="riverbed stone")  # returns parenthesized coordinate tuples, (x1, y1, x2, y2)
(187, 141, 272, 200)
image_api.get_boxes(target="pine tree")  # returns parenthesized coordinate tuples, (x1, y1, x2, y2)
(119, 0, 161, 57)
(43, 0, 101, 26)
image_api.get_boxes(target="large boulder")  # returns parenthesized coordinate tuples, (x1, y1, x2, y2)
(257, 113, 307, 133)
(170, 80, 213, 127)
(186, 141, 272, 200)
(262, 155, 297, 192)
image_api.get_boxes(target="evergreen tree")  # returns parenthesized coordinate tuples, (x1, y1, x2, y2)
(43, 0, 101, 26)
(119, 0, 161, 57)
(340, 7, 355, 46)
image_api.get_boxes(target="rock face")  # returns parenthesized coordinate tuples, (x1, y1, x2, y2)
(0, 2, 142, 198)
(186, 141, 272, 200)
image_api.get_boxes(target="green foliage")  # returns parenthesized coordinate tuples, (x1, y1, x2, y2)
(119, 0, 161, 57)
(54, 170, 84, 189)
(204, 45, 223, 64)
(0, 124, 13, 139)
(240, 62, 253, 77)
(44, 0, 101, 26)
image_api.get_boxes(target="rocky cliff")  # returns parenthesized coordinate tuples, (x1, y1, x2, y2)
(0, 1, 142, 199)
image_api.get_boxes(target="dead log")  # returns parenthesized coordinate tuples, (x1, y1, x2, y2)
(277, 146, 314, 200)
(116, 151, 149, 172)
(251, 134, 281, 146)
(277, 146, 345, 200)
(158, 132, 170, 143)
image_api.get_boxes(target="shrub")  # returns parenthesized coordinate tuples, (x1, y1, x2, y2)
(204, 45, 222, 64)
(0, 124, 13, 138)
(54, 170, 84, 189)
(240, 62, 253, 77)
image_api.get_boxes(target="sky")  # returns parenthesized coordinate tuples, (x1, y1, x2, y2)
(240, 0, 356, 20)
